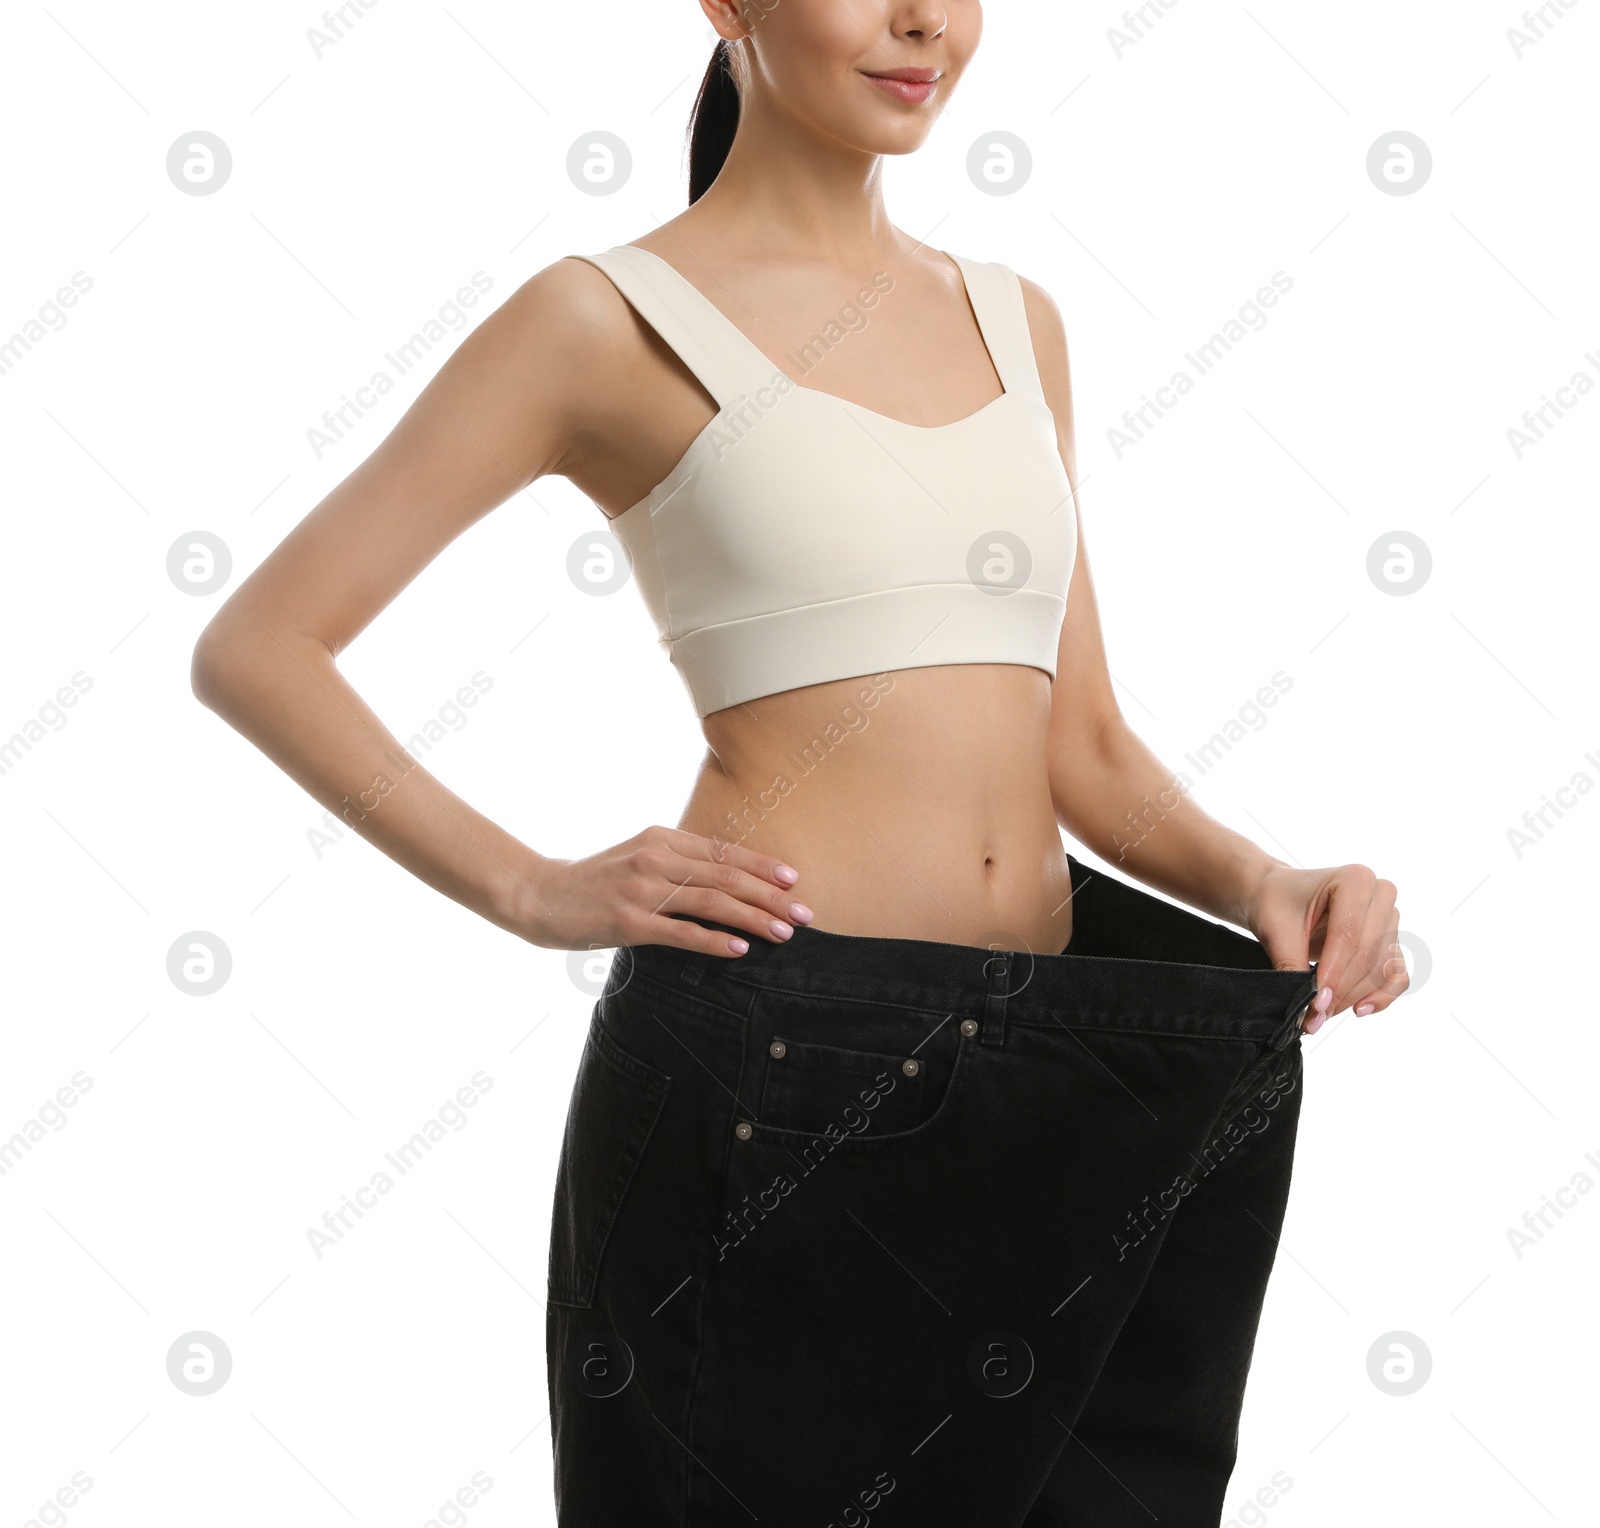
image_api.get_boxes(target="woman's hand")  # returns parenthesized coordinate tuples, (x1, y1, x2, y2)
(522, 825, 813, 956)
(1242, 862, 1410, 1033)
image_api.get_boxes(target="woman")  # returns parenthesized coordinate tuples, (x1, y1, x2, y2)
(192, 2, 1408, 1523)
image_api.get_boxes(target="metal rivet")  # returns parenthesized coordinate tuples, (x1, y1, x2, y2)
(734, 1121, 753, 1140)
(961, 1019, 979, 1037)
(769, 1040, 787, 1059)
(902, 1058, 920, 1077)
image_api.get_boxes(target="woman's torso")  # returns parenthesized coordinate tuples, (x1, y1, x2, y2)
(560, 231, 1077, 952)
(681, 665, 1075, 951)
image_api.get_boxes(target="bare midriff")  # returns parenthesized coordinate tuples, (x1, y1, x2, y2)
(676, 662, 1074, 954)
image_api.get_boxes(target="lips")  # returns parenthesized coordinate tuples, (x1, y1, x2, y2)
(862, 67, 941, 104)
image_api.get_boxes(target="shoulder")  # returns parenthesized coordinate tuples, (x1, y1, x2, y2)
(457, 252, 657, 425)
(1004, 269, 1077, 449)
(959, 256, 1069, 357)
(1011, 271, 1068, 355)
(489, 253, 640, 356)
(1007, 268, 1072, 385)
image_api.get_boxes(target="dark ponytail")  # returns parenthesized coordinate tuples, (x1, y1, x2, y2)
(687, 40, 741, 204)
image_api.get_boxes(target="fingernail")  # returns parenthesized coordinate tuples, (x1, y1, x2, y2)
(1355, 1002, 1375, 1016)
(728, 936, 749, 954)
(1304, 1011, 1326, 1034)
(1316, 985, 1333, 1013)
(789, 902, 813, 923)
(774, 864, 799, 884)
(770, 920, 793, 940)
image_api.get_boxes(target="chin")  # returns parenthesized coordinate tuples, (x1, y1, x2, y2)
(847, 117, 941, 157)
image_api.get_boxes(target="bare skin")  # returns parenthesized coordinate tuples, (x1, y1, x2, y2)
(569, 222, 1076, 951)
(190, 0, 1409, 1029)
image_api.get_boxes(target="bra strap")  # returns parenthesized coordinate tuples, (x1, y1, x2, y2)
(953, 255, 1047, 403)
(569, 246, 784, 410)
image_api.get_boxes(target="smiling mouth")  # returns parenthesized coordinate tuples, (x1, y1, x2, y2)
(861, 69, 942, 103)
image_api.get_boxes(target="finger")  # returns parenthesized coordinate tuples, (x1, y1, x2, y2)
(634, 911, 753, 958)
(1338, 882, 1399, 1015)
(639, 880, 804, 955)
(1373, 937, 1412, 1007)
(1305, 869, 1376, 1027)
(1261, 879, 1322, 1028)
(668, 828, 803, 891)
(1348, 913, 1410, 1016)
(624, 831, 807, 940)
(1263, 915, 1312, 974)
(651, 877, 802, 948)
(1251, 872, 1315, 972)
(659, 845, 812, 931)
(1336, 899, 1391, 1014)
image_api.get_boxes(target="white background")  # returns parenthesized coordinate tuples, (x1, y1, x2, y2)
(2, 1, 1595, 1524)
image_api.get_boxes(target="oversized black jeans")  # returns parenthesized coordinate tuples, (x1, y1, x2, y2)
(546, 854, 1320, 1526)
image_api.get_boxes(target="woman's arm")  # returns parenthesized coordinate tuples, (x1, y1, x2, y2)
(1016, 275, 1276, 926)
(1019, 276, 1408, 1023)
(191, 259, 806, 958)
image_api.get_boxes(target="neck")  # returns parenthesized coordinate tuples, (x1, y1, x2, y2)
(687, 91, 916, 265)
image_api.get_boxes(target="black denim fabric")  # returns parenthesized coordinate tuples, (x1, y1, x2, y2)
(546, 854, 1320, 1527)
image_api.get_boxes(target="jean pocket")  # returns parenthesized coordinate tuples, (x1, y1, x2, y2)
(547, 1012, 672, 1309)
(746, 995, 971, 1151)
(759, 1036, 926, 1136)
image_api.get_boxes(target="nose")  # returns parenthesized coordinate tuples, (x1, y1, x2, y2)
(896, 2, 949, 42)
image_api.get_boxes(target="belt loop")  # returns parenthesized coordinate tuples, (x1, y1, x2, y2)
(1270, 968, 1319, 1051)
(681, 946, 709, 987)
(981, 950, 1011, 1048)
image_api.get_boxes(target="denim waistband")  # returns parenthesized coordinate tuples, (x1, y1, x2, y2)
(619, 856, 1320, 1049)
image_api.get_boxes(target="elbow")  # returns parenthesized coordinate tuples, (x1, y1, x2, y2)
(1049, 697, 1125, 771)
(190, 616, 247, 712)
(191, 607, 336, 714)
(189, 626, 227, 712)
(1047, 704, 1127, 808)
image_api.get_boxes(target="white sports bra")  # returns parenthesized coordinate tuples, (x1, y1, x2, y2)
(572, 244, 1078, 718)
